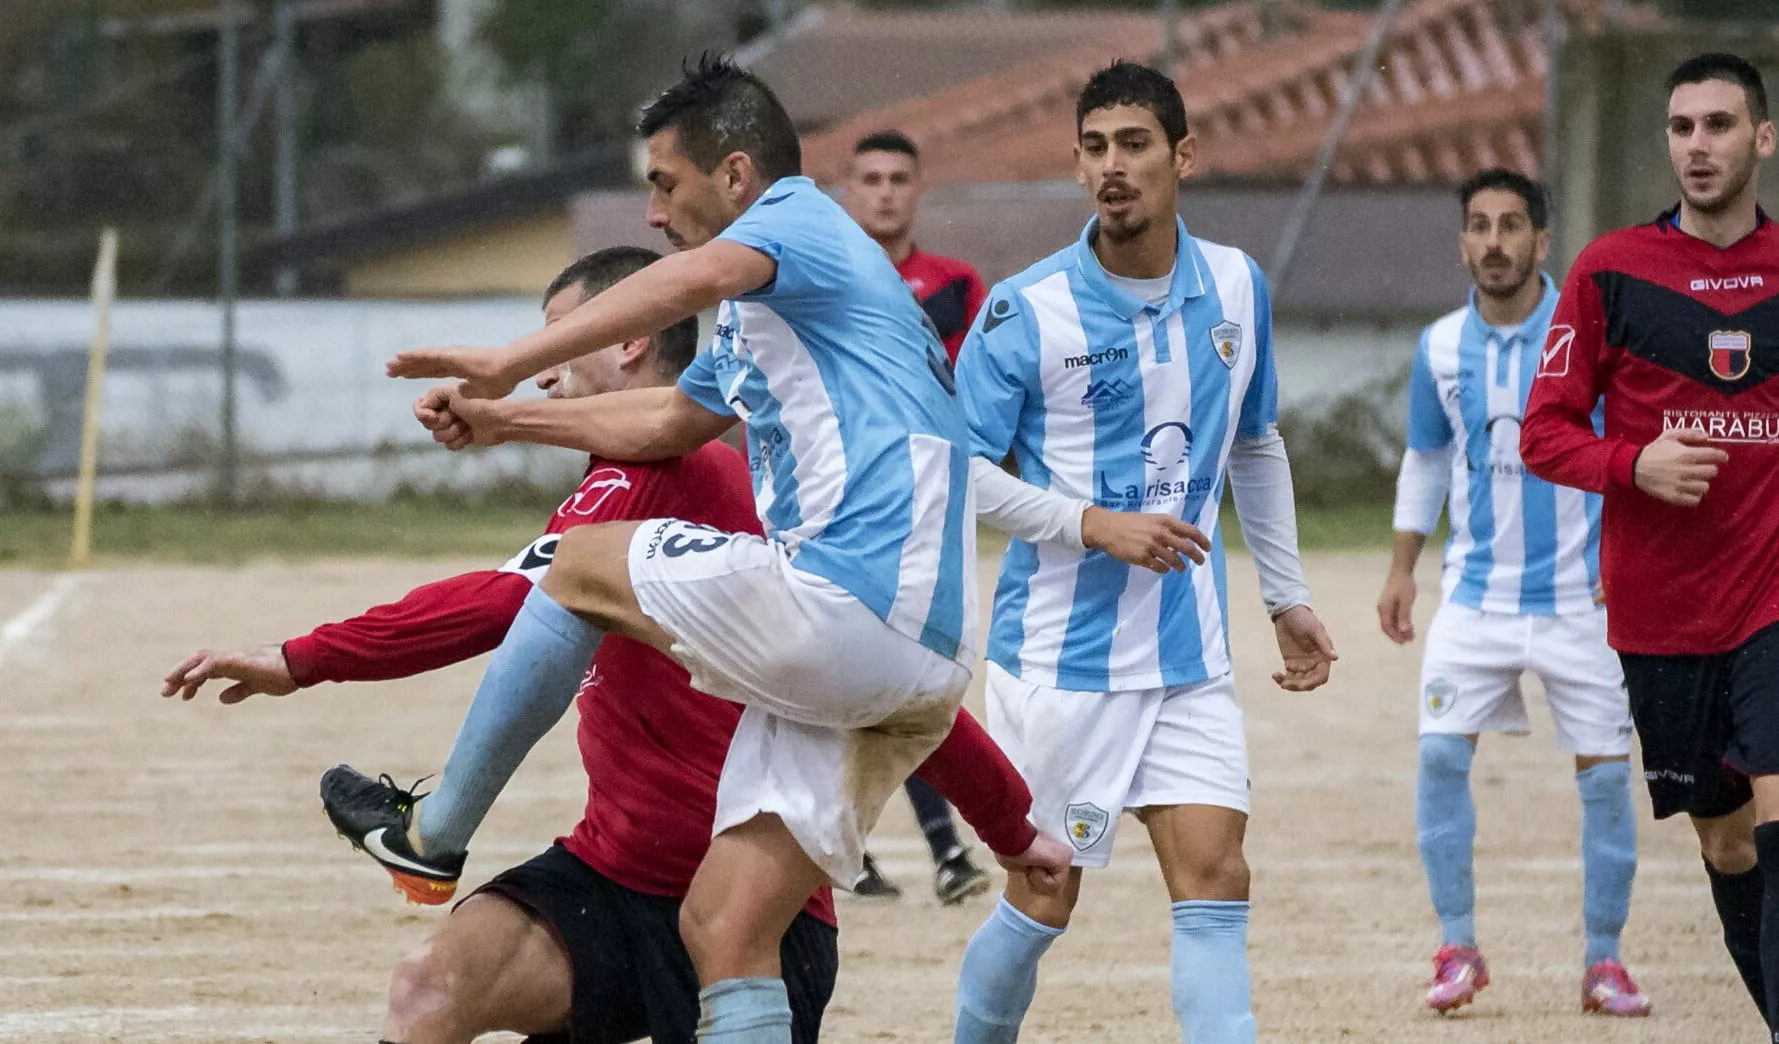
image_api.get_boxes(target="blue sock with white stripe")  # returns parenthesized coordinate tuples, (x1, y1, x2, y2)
(1578, 760, 1636, 966)
(417, 586, 602, 855)
(1171, 900, 1256, 1044)
(697, 977, 792, 1043)
(1416, 733, 1478, 948)
(954, 897, 1064, 1044)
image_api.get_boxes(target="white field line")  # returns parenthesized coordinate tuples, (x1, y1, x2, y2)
(0, 574, 86, 669)
(0, 1004, 380, 1039)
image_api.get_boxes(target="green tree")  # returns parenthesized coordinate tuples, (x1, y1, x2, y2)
(478, 0, 743, 150)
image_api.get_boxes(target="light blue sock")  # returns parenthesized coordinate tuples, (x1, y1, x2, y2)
(697, 977, 791, 1043)
(1416, 733, 1478, 948)
(954, 896, 1065, 1044)
(1578, 760, 1637, 966)
(1171, 900, 1255, 1044)
(417, 586, 602, 855)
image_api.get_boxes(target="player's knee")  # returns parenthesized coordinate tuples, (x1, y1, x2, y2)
(1167, 848, 1249, 901)
(1698, 828, 1758, 875)
(1417, 733, 1476, 779)
(385, 940, 469, 1038)
(541, 523, 632, 624)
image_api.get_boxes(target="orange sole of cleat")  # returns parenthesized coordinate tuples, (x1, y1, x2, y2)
(388, 868, 456, 906)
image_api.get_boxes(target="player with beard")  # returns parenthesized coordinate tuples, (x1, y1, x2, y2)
(949, 61, 1337, 1044)
(1522, 53, 1779, 1033)
(1378, 169, 1650, 1016)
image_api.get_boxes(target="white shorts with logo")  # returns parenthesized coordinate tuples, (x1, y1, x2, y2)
(985, 662, 1249, 869)
(1418, 602, 1633, 756)
(627, 518, 969, 888)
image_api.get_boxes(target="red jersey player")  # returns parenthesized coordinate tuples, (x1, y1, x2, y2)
(163, 247, 1058, 1044)
(844, 129, 988, 365)
(841, 128, 995, 901)
(1521, 54, 1779, 1031)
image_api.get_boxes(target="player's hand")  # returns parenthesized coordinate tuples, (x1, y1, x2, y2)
(995, 831, 1072, 897)
(1272, 605, 1337, 692)
(1080, 506, 1211, 574)
(387, 345, 518, 401)
(161, 644, 297, 704)
(1634, 426, 1728, 507)
(1376, 571, 1417, 644)
(419, 385, 510, 451)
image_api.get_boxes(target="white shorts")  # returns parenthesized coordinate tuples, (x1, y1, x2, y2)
(1418, 602, 1634, 756)
(985, 662, 1249, 870)
(628, 518, 969, 887)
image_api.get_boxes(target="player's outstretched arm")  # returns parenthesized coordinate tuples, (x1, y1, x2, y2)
(387, 241, 777, 399)
(161, 570, 534, 703)
(913, 708, 1071, 897)
(419, 383, 736, 462)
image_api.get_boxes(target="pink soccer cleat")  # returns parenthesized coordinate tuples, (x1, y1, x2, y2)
(1582, 959, 1652, 1017)
(1426, 944, 1490, 1013)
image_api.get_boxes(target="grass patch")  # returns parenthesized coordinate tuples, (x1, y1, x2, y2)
(0, 499, 548, 567)
(0, 499, 1406, 570)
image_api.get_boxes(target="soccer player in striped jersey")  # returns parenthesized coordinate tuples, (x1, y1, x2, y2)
(1377, 169, 1650, 1016)
(165, 247, 1053, 1044)
(326, 56, 1069, 1044)
(950, 62, 1336, 1044)
(843, 126, 993, 906)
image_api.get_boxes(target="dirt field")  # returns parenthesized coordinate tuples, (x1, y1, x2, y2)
(0, 552, 1760, 1042)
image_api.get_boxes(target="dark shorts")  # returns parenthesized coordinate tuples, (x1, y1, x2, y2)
(473, 843, 838, 1044)
(1618, 622, 1779, 820)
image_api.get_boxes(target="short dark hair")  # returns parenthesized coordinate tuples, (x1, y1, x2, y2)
(1666, 52, 1769, 122)
(1076, 61, 1189, 145)
(1459, 168, 1549, 230)
(636, 53, 801, 184)
(853, 130, 919, 162)
(543, 246, 700, 379)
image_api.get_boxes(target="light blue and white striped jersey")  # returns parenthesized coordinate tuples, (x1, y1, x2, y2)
(677, 176, 977, 663)
(956, 216, 1277, 692)
(1406, 273, 1601, 616)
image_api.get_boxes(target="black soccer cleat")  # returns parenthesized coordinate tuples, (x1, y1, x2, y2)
(851, 853, 903, 900)
(320, 764, 465, 906)
(933, 846, 992, 906)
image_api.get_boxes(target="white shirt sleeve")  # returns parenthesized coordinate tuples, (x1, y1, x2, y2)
(970, 456, 1089, 551)
(1392, 445, 1454, 535)
(1226, 429, 1312, 616)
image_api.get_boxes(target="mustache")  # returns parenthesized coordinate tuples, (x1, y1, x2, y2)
(1098, 181, 1137, 201)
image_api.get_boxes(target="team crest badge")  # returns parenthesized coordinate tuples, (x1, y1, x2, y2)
(1424, 679, 1455, 719)
(1210, 320, 1242, 368)
(1064, 802, 1110, 852)
(1709, 330, 1753, 381)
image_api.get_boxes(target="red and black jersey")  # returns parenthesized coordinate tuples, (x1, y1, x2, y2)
(1521, 207, 1779, 655)
(898, 247, 988, 363)
(282, 443, 1037, 927)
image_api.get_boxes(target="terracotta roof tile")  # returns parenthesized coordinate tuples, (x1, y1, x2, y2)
(803, 0, 1655, 188)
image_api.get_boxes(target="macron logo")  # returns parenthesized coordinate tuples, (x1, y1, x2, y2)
(1539, 325, 1575, 378)
(1691, 275, 1765, 292)
(1063, 347, 1129, 369)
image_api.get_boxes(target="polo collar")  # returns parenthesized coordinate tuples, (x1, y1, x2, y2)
(1073, 214, 1206, 321)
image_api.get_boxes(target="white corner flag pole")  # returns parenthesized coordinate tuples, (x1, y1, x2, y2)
(70, 227, 119, 570)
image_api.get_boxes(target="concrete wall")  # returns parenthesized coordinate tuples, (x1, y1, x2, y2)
(0, 297, 586, 501)
(1553, 30, 1779, 269)
(344, 207, 576, 298)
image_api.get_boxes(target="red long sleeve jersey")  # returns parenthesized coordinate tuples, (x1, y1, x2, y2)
(283, 444, 1036, 927)
(899, 248, 988, 363)
(1521, 210, 1779, 655)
